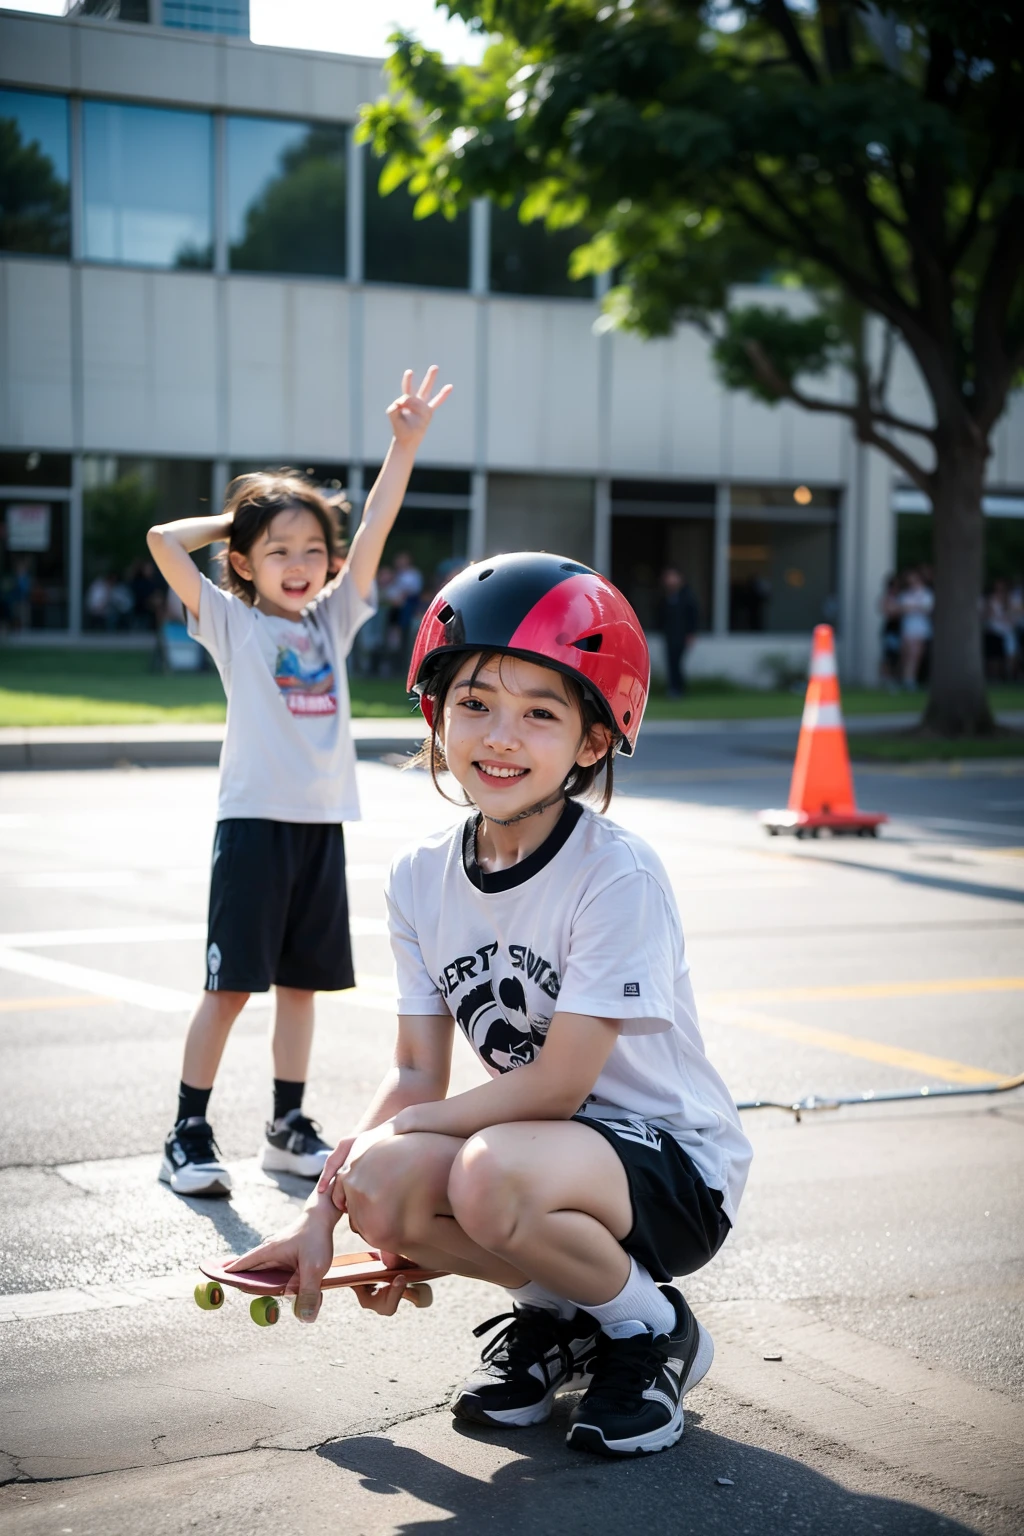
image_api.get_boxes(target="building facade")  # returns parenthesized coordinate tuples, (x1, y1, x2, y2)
(2, 8, 1023, 682)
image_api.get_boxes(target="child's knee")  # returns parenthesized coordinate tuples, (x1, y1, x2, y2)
(345, 1139, 432, 1252)
(448, 1133, 526, 1251)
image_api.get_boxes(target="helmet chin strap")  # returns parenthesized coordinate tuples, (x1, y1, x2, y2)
(482, 788, 567, 828)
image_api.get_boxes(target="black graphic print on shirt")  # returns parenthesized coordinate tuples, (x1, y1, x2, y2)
(439, 943, 559, 1074)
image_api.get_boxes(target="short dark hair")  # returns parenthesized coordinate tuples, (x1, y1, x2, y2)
(410, 649, 618, 812)
(220, 472, 348, 606)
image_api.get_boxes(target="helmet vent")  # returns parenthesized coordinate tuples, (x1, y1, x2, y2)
(560, 561, 589, 574)
(623, 709, 632, 725)
(477, 568, 493, 581)
(572, 634, 603, 653)
(437, 603, 455, 625)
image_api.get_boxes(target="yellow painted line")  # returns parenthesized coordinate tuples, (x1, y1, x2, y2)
(710, 1006, 1002, 1086)
(707, 976, 1024, 1006)
(0, 994, 112, 1013)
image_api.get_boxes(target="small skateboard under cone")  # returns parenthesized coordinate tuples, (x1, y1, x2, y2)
(195, 1250, 446, 1327)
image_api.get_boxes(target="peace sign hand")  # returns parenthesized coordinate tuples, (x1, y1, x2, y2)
(387, 365, 453, 449)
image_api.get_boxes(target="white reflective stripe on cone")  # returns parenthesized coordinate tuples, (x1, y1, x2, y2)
(809, 651, 837, 678)
(802, 701, 844, 729)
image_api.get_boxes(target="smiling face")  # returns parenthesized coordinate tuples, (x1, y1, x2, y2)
(228, 507, 335, 618)
(440, 652, 611, 819)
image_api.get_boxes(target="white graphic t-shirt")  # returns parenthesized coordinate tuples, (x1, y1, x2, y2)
(189, 571, 374, 823)
(387, 801, 753, 1225)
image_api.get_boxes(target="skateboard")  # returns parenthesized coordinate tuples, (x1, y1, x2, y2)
(194, 1250, 446, 1327)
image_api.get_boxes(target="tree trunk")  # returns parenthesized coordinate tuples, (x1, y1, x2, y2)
(923, 433, 994, 737)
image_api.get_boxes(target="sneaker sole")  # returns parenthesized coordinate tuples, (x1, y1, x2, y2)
(159, 1155, 232, 1198)
(260, 1144, 328, 1178)
(451, 1365, 592, 1429)
(567, 1400, 685, 1458)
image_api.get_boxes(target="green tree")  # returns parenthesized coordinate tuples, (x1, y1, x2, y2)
(362, 1, 1024, 736)
(84, 474, 159, 580)
(0, 118, 69, 255)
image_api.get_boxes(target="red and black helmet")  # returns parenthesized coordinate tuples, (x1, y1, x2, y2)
(407, 552, 650, 755)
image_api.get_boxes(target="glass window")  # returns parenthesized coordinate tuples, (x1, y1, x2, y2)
(83, 101, 213, 269)
(164, 0, 249, 34)
(486, 474, 594, 566)
(611, 515, 713, 633)
(1, 498, 70, 632)
(0, 89, 70, 257)
(227, 117, 346, 277)
(0, 451, 72, 488)
(82, 457, 212, 631)
(351, 508, 469, 679)
(364, 153, 470, 289)
(728, 518, 837, 633)
(489, 202, 589, 298)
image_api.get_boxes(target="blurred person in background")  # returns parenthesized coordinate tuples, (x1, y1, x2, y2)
(878, 573, 903, 691)
(657, 566, 700, 698)
(898, 568, 934, 690)
(984, 579, 1020, 682)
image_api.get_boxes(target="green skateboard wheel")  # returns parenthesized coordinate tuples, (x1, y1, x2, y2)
(250, 1295, 280, 1327)
(194, 1279, 225, 1311)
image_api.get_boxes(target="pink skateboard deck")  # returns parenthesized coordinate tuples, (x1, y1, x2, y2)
(195, 1249, 446, 1325)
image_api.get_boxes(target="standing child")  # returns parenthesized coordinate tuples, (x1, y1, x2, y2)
(231, 552, 752, 1460)
(147, 367, 452, 1197)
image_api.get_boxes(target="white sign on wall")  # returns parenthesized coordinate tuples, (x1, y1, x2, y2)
(6, 504, 51, 552)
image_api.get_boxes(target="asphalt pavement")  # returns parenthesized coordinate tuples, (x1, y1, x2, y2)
(0, 722, 1022, 1535)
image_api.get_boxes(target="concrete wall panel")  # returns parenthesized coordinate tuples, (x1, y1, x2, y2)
(486, 300, 600, 472)
(77, 25, 221, 108)
(0, 16, 74, 91)
(360, 288, 476, 466)
(667, 328, 725, 479)
(0, 261, 73, 448)
(288, 285, 351, 460)
(226, 280, 288, 457)
(990, 391, 1024, 486)
(608, 331, 674, 475)
(81, 268, 217, 453)
(223, 47, 382, 122)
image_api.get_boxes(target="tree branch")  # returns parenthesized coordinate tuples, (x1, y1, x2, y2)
(758, 0, 820, 85)
(742, 338, 933, 489)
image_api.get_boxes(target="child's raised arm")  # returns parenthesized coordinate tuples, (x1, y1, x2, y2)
(345, 365, 453, 602)
(147, 511, 232, 622)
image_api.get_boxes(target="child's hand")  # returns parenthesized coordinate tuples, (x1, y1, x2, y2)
(387, 366, 453, 449)
(224, 1213, 336, 1324)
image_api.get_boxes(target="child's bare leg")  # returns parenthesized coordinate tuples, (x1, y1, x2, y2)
(271, 986, 315, 1081)
(342, 1132, 529, 1286)
(447, 1121, 635, 1306)
(181, 989, 250, 1087)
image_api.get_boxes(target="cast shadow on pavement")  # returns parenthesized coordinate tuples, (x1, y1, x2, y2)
(317, 1408, 978, 1536)
(159, 1187, 265, 1253)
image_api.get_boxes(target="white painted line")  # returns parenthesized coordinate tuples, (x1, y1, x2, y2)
(0, 947, 196, 1012)
(0, 1271, 198, 1325)
(0, 915, 388, 949)
(12, 864, 389, 891)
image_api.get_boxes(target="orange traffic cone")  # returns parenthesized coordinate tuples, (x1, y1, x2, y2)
(759, 626, 886, 839)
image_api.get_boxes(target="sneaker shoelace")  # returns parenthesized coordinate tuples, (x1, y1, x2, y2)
(281, 1112, 324, 1146)
(473, 1309, 572, 1383)
(583, 1332, 668, 1410)
(177, 1123, 222, 1164)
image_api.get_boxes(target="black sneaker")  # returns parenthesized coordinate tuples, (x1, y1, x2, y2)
(159, 1117, 232, 1197)
(566, 1287, 713, 1457)
(451, 1305, 599, 1428)
(261, 1109, 331, 1178)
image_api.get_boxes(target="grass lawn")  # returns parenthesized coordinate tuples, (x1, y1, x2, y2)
(851, 731, 1024, 762)
(1, 647, 1023, 733)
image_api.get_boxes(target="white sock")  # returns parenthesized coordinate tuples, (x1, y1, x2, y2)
(572, 1257, 675, 1339)
(504, 1280, 576, 1321)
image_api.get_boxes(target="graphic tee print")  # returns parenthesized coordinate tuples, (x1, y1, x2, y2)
(256, 615, 337, 719)
(386, 803, 753, 1226)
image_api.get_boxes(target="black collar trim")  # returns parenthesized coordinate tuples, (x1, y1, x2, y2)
(462, 799, 584, 893)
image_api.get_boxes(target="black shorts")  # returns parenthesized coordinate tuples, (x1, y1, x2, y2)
(205, 819, 355, 994)
(573, 1114, 730, 1284)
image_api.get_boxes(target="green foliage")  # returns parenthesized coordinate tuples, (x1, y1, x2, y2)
(0, 117, 69, 255)
(363, 1, 1024, 440)
(84, 475, 159, 577)
(713, 306, 844, 403)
